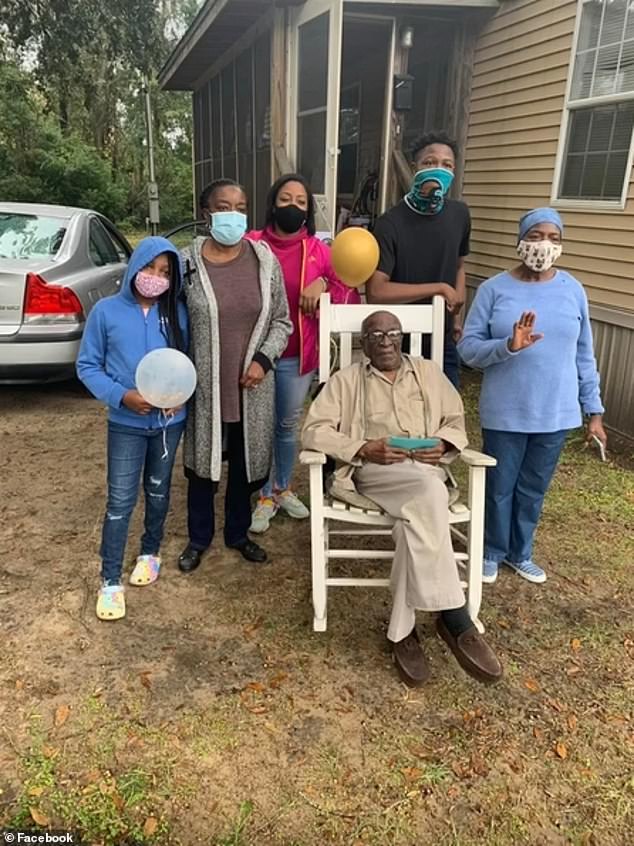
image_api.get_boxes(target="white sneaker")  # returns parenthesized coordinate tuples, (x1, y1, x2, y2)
(482, 558, 499, 584)
(250, 497, 278, 534)
(277, 490, 309, 520)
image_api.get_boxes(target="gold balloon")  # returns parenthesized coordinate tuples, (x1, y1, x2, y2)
(330, 227, 380, 288)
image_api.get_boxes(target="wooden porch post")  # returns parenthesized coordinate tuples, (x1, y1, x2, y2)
(271, 6, 293, 178)
(386, 31, 412, 208)
(447, 14, 484, 197)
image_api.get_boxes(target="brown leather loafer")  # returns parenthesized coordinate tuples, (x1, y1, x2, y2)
(436, 617, 503, 684)
(392, 627, 431, 687)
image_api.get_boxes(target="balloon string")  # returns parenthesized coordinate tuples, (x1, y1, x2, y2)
(160, 410, 170, 460)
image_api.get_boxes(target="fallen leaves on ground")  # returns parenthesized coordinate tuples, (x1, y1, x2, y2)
(524, 677, 541, 693)
(143, 817, 158, 837)
(54, 704, 70, 727)
(555, 741, 569, 760)
(243, 618, 263, 638)
(400, 766, 422, 782)
(29, 807, 50, 826)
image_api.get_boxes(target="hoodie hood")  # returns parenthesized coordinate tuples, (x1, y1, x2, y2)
(121, 236, 183, 302)
(76, 234, 189, 431)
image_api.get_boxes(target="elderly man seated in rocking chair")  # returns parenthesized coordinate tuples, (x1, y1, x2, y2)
(302, 311, 503, 687)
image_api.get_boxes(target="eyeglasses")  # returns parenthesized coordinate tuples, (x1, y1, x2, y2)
(362, 330, 403, 345)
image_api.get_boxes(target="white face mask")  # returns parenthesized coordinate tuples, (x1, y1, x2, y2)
(517, 239, 562, 272)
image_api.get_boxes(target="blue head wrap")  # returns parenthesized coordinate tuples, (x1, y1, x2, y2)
(518, 207, 564, 242)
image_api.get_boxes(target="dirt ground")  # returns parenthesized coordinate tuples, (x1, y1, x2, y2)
(1, 373, 633, 846)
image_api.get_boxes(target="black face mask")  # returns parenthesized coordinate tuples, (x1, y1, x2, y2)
(273, 204, 307, 234)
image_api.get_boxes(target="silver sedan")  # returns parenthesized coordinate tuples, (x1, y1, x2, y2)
(0, 202, 131, 382)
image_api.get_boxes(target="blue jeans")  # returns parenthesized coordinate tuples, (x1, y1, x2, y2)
(442, 336, 460, 389)
(414, 333, 460, 389)
(100, 421, 184, 584)
(482, 428, 569, 565)
(262, 357, 315, 496)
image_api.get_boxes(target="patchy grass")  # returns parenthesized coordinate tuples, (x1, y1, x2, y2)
(1, 371, 633, 844)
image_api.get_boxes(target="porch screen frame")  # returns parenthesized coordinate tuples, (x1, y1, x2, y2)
(288, 0, 344, 234)
(191, 25, 273, 228)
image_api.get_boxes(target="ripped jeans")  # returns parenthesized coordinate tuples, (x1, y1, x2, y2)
(100, 421, 185, 584)
(262, 356, 316, 496)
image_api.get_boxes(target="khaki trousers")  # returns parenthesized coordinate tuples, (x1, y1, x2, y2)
(354, 461, 465, 642)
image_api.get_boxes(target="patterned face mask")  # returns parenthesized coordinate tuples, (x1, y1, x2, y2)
(135, 270, 170, 298)
(404, 167, 455, 215)
(517, 239, 562, 272)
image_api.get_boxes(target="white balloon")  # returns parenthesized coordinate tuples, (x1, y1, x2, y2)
(135, 349, 197, 408)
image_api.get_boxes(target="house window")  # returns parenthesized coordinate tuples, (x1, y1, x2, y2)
(558, 0, 634, 203)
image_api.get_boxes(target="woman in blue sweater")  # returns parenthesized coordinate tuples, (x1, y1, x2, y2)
(77, 237, 188, 620)
(458, 208, 606, 585)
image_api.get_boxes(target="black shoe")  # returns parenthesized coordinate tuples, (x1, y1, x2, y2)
(228, 539, 268, 564)
(178, 544, 206, 573)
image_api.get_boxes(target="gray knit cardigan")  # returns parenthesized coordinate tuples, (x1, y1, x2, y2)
(181, 237, 292, 482)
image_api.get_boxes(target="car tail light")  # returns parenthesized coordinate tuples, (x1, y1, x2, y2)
(24, 273, 84, 323)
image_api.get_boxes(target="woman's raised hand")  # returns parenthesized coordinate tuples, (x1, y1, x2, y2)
(509, 311, 544, 352)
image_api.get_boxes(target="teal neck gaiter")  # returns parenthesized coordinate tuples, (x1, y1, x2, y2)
(404, 167, 455, 215)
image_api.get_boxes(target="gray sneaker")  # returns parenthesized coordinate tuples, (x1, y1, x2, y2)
(250, 497, 278, 534)
(277, 490, 309, 519)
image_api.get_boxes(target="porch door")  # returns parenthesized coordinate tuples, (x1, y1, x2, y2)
(289, 0, 343, 234)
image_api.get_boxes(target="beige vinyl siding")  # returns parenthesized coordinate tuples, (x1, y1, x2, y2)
(464, 0, 634, 313)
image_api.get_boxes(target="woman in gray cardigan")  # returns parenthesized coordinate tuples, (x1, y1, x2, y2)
(178, 179, 292, 571)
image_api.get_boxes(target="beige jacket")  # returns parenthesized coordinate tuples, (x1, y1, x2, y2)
(302, 356, 468, 497)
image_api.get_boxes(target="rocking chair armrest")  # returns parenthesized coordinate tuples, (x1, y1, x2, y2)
(459, 448, 497, 468)
(299, 449, 327, 465)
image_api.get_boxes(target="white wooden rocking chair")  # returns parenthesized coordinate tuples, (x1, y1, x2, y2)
(299, 293, 496, 633)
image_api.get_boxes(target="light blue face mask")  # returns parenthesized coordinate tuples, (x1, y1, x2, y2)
(405, 167, 455, 215)
(209, 211, 247, 246)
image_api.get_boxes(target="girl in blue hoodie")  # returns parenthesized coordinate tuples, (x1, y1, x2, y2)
(77, 236, 188, 620)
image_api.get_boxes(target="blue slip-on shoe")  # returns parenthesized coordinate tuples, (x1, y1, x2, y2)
(505, 558, 546, 584)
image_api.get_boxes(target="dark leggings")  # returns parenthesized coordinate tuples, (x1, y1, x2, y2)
(186, 421, 267, 549)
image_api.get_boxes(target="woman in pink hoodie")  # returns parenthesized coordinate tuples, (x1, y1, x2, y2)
(249, 174, 360, 532)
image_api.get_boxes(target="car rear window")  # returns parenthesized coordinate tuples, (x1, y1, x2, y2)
(0, 213, 69, 260)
